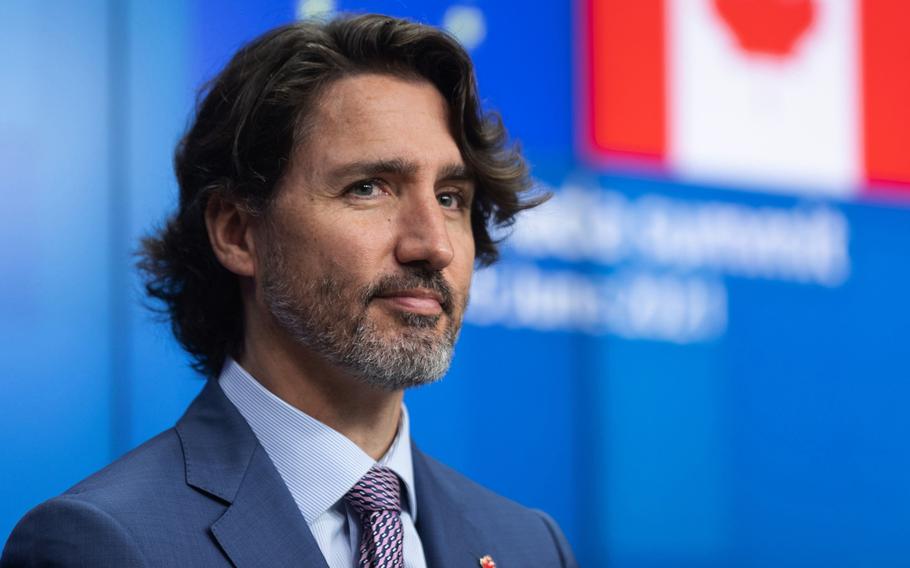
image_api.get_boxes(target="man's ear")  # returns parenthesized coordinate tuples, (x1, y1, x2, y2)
(204, 194, 258, 277)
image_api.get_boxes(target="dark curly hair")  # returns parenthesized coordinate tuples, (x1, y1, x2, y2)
(139, 13, 544, 378)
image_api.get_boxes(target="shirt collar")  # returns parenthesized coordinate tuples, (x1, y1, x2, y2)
(218, 358, 418, 523)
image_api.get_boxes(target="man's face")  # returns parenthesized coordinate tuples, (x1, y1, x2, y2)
(255, 73, 475, 390)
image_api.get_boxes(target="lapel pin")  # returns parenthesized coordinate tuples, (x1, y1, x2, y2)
(479, 555, 496, 568)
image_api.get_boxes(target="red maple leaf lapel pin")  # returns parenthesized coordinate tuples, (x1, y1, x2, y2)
(479, 555, 496, 568)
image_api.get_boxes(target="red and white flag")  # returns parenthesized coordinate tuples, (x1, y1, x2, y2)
(583, 0, 910, 200)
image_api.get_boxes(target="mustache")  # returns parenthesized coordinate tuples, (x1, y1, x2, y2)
(363, 268, 456, 315)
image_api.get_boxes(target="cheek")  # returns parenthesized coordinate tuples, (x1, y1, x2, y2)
(305, 217, 394, 276)
(450, 233, 476, 293)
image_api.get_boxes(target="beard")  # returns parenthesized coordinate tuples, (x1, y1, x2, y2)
(260, 241, 465, 391)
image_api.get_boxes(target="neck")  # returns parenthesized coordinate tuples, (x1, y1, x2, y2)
(238, 314, 404, 461)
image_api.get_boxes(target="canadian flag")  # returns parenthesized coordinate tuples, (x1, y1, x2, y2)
(583, 0, 910, 200)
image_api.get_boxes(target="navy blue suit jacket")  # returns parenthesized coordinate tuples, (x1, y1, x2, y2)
(2, 380, 577, 567)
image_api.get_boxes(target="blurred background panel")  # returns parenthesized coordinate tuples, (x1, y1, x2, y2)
(0, 0, 115, 544)
(1, 1, 908, 566)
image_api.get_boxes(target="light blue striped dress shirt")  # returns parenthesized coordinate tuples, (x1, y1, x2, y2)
(219, 359, 428, 568)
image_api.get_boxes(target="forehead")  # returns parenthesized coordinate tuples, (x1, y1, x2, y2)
(296, 73, 464, 176)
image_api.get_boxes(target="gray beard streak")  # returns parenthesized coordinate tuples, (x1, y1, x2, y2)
(263, 270, 459, 392)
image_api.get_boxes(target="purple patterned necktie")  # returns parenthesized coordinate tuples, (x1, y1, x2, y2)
(344, 465, 405, 568)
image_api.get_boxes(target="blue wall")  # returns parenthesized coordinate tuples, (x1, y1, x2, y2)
(2, 1, 909, 566)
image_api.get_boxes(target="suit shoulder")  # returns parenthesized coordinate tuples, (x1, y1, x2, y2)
(1, 494, 147, 567)
(65, 428, 185, 502)
(3, 428, 225, 566)
(58, 427, 225, 534)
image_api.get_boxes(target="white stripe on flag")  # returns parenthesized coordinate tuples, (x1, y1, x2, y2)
(669, 0, 860, 196)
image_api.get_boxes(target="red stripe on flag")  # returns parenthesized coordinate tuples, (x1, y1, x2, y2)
(861, 0, 910, 191)
(587, 0, 666, 159)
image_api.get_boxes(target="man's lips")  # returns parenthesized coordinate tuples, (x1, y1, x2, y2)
(374, 288, 445, 315)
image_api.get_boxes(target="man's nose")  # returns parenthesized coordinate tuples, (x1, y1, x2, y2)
(394, 190, 455, 270)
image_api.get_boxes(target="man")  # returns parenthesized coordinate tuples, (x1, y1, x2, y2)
(2, 13, 577, 567)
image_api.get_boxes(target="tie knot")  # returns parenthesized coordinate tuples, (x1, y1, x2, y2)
(344, 465, 402, 515)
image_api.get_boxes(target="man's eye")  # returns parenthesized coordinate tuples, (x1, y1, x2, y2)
(437, 192, 464, 209)
(346, 180, 382, 198)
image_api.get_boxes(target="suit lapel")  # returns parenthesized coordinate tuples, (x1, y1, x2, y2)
(176, 381, 328, 568)
(412, 445, 493, 568)
(210, 445, 329, 567)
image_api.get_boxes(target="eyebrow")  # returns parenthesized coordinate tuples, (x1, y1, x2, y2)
(327, 158, 473, 183)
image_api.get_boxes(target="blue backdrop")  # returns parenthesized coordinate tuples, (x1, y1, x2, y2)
(2, 1, 908, 566)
